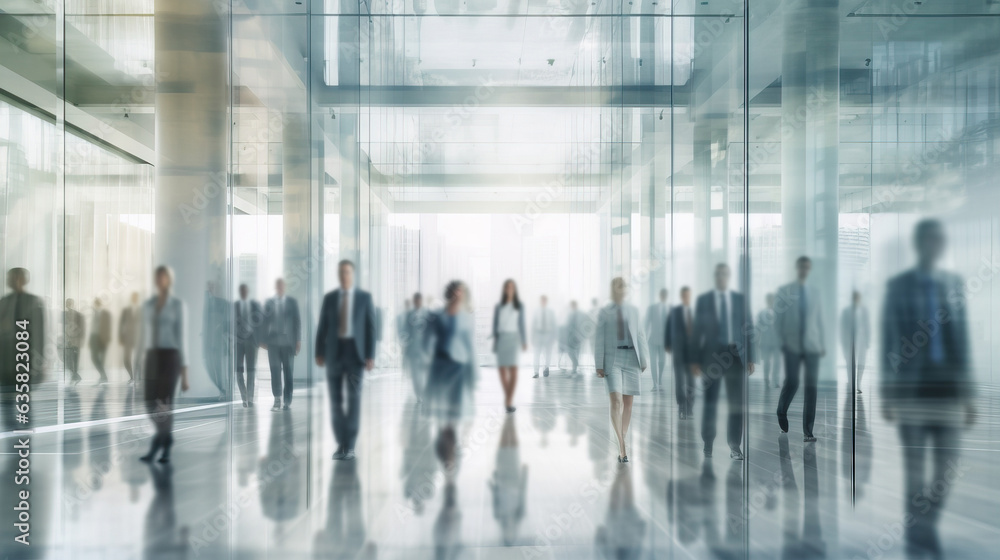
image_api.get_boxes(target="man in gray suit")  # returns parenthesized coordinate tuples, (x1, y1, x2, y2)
(118, 292, 142, 384)
(402, 292, 429, 400)
(565, 300, 586, 375)
(63, 298, 86, 386)
(775, 256, 826, 442)
(235, 284, 263, 407)
(262, 278, 301, 411)
(316, 260, 377, 461)
(645, 289, 670, 390)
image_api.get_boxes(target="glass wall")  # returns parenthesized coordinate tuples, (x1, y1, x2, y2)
(1, 0, 1000, 557)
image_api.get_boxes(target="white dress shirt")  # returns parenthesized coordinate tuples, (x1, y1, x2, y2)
(338, 287, 354, 338)
(715, 289, 733, 344)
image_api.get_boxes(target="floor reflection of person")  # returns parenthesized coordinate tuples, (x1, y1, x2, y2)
(434, 482, 463, 560)
(259, 410, 304, 522)
(880, 219, 976, 559)
(143, 463, 189, 559)
(138, 266, 191, 463)
(400, 398, 436, 514)
(595, 277, 649, 464)
(63, 298, 87, 386)
(313, 461, 377, 560)
(492, 279, 526, 413)
(490, 415, 528, 546)
(120, 291, 142, 384)
(595, 466, 645, 560)
(840, 290, 870, 393)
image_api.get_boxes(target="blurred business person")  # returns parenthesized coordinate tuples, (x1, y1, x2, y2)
(316, 260, 377, 461)
(423, 281, 478, 431)
(595, 277, 649, 463)
(493, 279, 526, 413)
(234, 283, 262, 408)
(119, 292, 141, 384)
(262, 278, 301, 411)
(402, 292, 430, 401)
(775, 256, 826, 443)
(532, 295, 557, 378)
(63, 298, 86, 386)
(691, 263, 755, 460)
(757, 293, 781, 388)
(1, 268, 46, 430)
(881, 219, 976, 558)
(645, 288, 670, 391)
(665, 286, 695, 419)
(565, 300, 586, 375)
(138, 266, 190, 463)
(840, 290, 870, 393)
(89, 297, 113, 384)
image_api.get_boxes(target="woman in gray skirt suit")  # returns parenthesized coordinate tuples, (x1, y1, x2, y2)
(492, 279, 526, 413)
(595, 277, 649, 463)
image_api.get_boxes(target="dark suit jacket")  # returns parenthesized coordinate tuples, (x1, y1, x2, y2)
(0, 291, 46, 386)
(880, 268, 973, 401)
(315, 288, 377, 364)
(691, 290, 753, 367)
(664, 305, 695, 364)
(262, 296, 301, 347)
(92, 309, 113, 347)
(234, 299, 263, 345)
(119, 307, 139, 347)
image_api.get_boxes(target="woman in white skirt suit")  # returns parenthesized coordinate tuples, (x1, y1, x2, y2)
(492, 279, 526, 413)
(595, 277, 649, 463)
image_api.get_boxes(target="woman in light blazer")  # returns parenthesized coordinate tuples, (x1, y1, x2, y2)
(595, 277, 649, 463)
(493, 279, 526, 413)
(138, 265, 190, 463)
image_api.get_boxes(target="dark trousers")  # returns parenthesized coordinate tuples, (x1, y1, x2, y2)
(701, 346, 745, 452)
(673, 357, 694, 415)
(65, 346, 81, 381)
(268, 344, 294, 403)
(236, 340, 258, 403)
(89, 337, 108, 381)
(776, 351, 820, 437)
(123, 344, 134, 380)
(144, 349, 181, 446)
(899, 422, 960, 555)
(327, 339, 364, 451)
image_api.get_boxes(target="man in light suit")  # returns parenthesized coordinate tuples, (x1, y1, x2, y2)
(402, 292, 429, 400)
(89, 297, 113, 384)
(691, 263, 755, 460)
(532, 295, 557, 378)
(234, 283, 263, 407)
(316, 260, 377, 461)
(665, 286, 695, 418)
(881, 219, 976, 557)
(756, 293, 781, 388)
(774, 256, 826, 442)
(262, 278, 301, 411)
(840, 290, 870, 393)
(595, 277, 649, 462)
(645, 288, 670, 390)
(565, 301, 586, 375)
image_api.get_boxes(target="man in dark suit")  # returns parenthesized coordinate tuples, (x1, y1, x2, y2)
(89, 297, 113, 384)
(316, 259, 377, 461)
(881, 219, 976, 557)
(119, 291, 141, 384)
(665, 286, 696, 419)
(1, 268, 46, 430)
(690, 264, 755, 460)
(262, 278, 301, 411)
(235, 283, 263, 408)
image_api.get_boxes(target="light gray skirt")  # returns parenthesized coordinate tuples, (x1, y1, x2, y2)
(495, 332, 521, 367)
(605, 348, 642, 396)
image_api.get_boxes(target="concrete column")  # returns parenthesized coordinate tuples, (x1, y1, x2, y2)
(781, 0, 840, 381)
(154, 0, 229, 398)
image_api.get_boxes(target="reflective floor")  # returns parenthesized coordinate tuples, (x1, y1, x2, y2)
(3, 364, 998, 559)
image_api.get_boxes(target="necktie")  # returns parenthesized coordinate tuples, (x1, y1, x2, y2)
(616, 307, 625, 341)
(925, 277, 944, 363)
(718, 294, 729, 345)
(339, 291, 349, 337)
